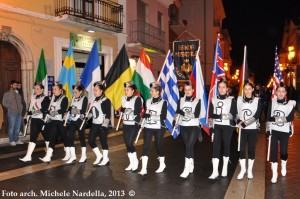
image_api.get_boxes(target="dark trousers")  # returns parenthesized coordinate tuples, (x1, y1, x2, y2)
(88, 124, 109, 149)
(47, 120, 67, 149)
(239, 128, 259, 159)
(66, 119, 86, 147)
(213, 124, 234, 158)
(142, 128, 165, 157)
(180, 126, 200, 158)
(29, 118, 49, 143)
(271, 130, 290, 162)
(123, 124, 139, 153)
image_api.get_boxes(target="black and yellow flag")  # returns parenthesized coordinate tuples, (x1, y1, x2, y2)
(104, 44, 133, 110)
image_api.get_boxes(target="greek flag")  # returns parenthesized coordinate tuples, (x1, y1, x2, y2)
(158, 50, 180, 138)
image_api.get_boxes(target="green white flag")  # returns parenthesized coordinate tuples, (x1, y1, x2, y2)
(36, 49, 48, 95)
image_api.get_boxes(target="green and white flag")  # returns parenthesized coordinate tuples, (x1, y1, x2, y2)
(132, 48, 155, 101)
(36, 49, 48, 95)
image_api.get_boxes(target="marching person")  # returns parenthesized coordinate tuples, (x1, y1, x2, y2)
(176, 81, 201, 178)
(267, 82, 295, 183)
(139, 82, 167, 175)
(88, 81, 111, 166)
(208, 78, 237, 179)
(39, 81, 68, 162)
(63, 82, 88, 164)
(120, 81, 142, 171)
(236, 80, 262, 179)
(19, 82, 50, 162)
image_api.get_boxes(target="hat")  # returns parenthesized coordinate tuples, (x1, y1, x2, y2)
(54, 81, 63, 88)
(150, 81, 161, 88)
(72, 81, 84, 90)
(124, 81, 137, 90)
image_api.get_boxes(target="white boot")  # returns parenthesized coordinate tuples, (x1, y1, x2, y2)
(237, 159, 246, 180)
(92, 147, 102, 165)
(131, 152, 139, 171)
(247, 159, 254, 179)
(189, 158, 194, 173)
(271, 162, 278, 183)
(281, 160, 287, 176)
(209, 158, 219, 179)
(180, 158, 191, 178)
(79, 147, 87, 163)
(221, 156, 229, 177)
(138, 156, 148, 175)
(39, 147, 53, 162)
(19, 142, 36, 162)
(125, 153, 133, 171)
(62, 147, 70, 161)
(99, 150, 109, 166)
(66, 147, 76, 164)
(45, 141, 49, 152)
(156, 157, 166, 173)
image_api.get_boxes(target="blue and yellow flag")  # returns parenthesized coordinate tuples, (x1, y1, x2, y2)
(58, 42, 77, 102)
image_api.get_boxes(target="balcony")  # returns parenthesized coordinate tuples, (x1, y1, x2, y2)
(55, 0, 123, 33)
(128, 20, 165, 53)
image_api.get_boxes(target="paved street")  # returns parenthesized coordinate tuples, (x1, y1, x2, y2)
(0, 114, 300, 199)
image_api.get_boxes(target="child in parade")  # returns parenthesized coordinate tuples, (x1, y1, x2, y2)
(120, 81, 142, 171)
(208, 78, 237, 179)
(176, 81, 201, 178)
(63, 82, 88, 164)
(88, 81, 111, 166)
(266, 82, 295, 183)
(40, 81, 68, 162)
(19, 82, 50, 162)
(139, 82, 167, 175)
(236, 80, 261, 179)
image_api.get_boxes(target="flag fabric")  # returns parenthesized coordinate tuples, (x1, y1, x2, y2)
(36, 49, 48, 96)
(190, 47, 209, 135)
(158, 50, 180, 138)
(238, 45, 249, 96)
(105, 44, 133, 110)
(80, 40, 101, 98)
(132, 48, 155, 101)
(207, 34, 225, 130)
(58, 42, 77, 102)
(272, 46, 283, 99)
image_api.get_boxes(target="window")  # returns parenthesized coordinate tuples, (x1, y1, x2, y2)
(157, 11, 163, 31)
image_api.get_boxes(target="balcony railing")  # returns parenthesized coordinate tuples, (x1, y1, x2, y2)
(128, 20, 165, 53)
(55, 0, 123, 32)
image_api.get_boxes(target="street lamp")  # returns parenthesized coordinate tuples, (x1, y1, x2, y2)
(287, 46, 295, 99)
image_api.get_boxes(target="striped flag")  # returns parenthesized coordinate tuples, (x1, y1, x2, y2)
(36, 49, 48, 96)
(158, 50, 180, 138)
(105, 44, 133, 110)
(58, 42, 77, 102)
(81, 40, 101, 98)
(272, 46, 283, 100)
(190, 47, 209, 135)
(133, 48, 155, 101)
(207, 34, 225, 127)
(238, 45, 249, 97)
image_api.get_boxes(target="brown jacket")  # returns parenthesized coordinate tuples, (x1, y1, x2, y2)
(2, 88, 23, 115)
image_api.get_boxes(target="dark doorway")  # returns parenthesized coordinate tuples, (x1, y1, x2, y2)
(0, 41, 21, 138)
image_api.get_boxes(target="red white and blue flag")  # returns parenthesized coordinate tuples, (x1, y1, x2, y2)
(190, 47, 209, 135)
(206, 34, 225, 131)
(272, 46, 283, 99)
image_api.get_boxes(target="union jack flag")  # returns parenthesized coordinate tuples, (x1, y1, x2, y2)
(206, 34, 225, 128)
(272, 46, 283, 99)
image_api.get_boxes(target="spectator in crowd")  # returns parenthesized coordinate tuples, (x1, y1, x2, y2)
(2, 80, 24, 146)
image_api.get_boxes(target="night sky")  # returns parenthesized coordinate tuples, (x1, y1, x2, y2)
(222, 0, 300, 85)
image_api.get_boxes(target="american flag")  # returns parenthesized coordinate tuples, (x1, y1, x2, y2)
(206, 34, 225, 131)
(272, 46, 283, 99)
(158, 50, 180, 138)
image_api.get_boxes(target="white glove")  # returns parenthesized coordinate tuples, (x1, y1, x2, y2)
(50, 110, 59, 117)
(150, 114, 160, 121)
(275, 116, 287, 124)
(221, 113, 233, 120)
